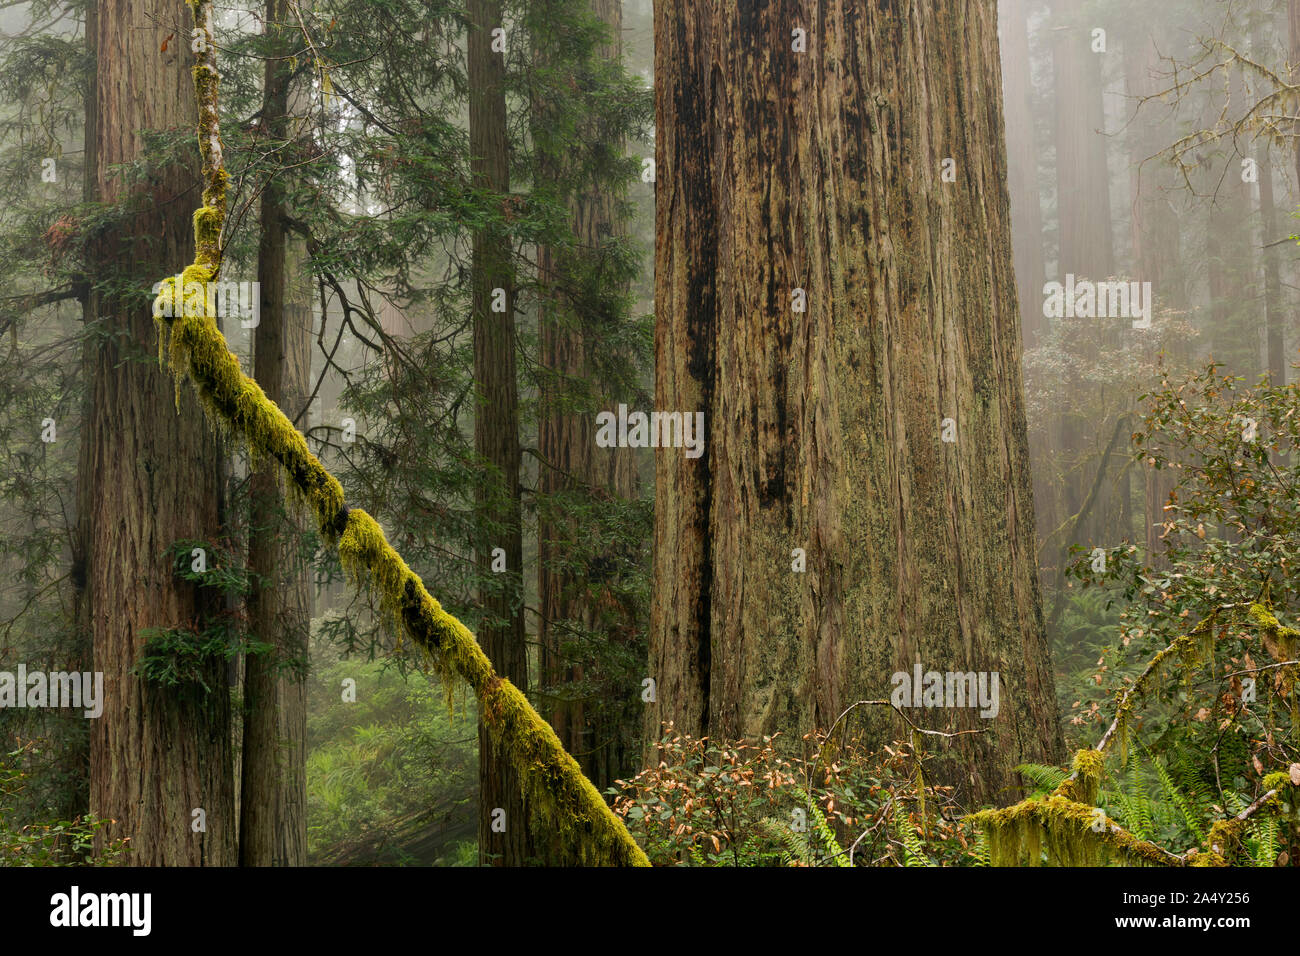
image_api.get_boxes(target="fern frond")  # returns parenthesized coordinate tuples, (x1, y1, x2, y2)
(1249, 812, 1279, 868)
(1140, 741, 1207, 841)
(1016, 762, 1069, 796)
(892, 802, 928, 867)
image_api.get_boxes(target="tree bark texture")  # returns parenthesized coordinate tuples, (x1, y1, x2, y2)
(241, 0, 311, 865)
(651, 0, 1063, 804)
(469, 0, 529, 865)
(86, 0, 235, 864)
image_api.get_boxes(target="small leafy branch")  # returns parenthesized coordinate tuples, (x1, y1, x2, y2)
(132, 539, 272, 696)
(979, 367, 1300, 866)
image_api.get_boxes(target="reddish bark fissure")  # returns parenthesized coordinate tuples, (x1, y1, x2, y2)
(648, 0, 719, 746)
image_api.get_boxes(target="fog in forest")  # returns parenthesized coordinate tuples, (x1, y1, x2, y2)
(0, 0, 1298, 879)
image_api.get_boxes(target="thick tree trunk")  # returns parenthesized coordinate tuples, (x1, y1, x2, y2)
(652, 0, 1062, 804)
(536, 0, 639, 796)
(86, 0, 235, 864)
(241, 0, 310, 865)
(468, 0, 529, 865)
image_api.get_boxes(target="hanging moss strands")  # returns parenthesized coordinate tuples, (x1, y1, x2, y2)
(971, 794, 1179, 867)
(152, 0, 648, 867)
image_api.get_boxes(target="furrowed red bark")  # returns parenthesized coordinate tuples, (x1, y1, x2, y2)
(467, 0, 530, 866)
(651, 0, 1062, 803)
(85, 0, 235, 864)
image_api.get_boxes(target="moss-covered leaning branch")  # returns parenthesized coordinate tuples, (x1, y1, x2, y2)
(153, 0, 648, 866)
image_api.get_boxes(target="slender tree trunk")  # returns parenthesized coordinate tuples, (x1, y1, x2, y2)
(241, 0, 310, 865)
(1258, 149, 1285, 387)
(536, 0, 638, 797)
(468, 0, 529, 865)
(1125, 32, 1183, 308)
(1053, 8, 1114, 282)
(1253, 24, 1286, 387)
(66, 0, 99, 827)
(86, 0, 235, 864)
(998, 0, 1045, 348)
(1051, 5, 1115, 560)
(1292, 0, 1300, 194)
(652, 0, 1062, 804)
(1125, 26, 1182, 566)
(1204, 61, 1258, 379)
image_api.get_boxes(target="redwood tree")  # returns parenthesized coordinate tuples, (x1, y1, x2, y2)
(241, 0, 311, 866)
(651, 0, 1062, 803)
(535, 0, 641, 795)
(468, 0, 529, 865)
(84, 0, 235, 863)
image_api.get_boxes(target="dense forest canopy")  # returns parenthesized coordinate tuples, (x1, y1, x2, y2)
(0, 0, 1297, 877)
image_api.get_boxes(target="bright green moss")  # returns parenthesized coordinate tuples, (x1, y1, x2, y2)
(1192, 819, 1245, 867)
(972, 795, 1177, 867)
(1262, 771, 1295, 794)
(193, 205, 223, 262)
(1055, 749, 1104, 805)
(975, 602, 1299, 868)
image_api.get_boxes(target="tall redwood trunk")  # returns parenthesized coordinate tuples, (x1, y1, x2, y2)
(1053, 5, 1114, 282)
(536, 0, 639, 794)
(1125, 25, 1182, 567)
(86, 0, 235, 864)
(1292, 0, 1300, 195)
(1254, 23, 1285, 387)
(1204, 61, 1258, 379)
(1050, 4, 1115, 557)
(241, 0, 310, 865)
(652, 0, 1062, 804)
(469, 0, 529, 865)
(998, 0, 1045, 348)
(1257, 147, 1285, 387)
